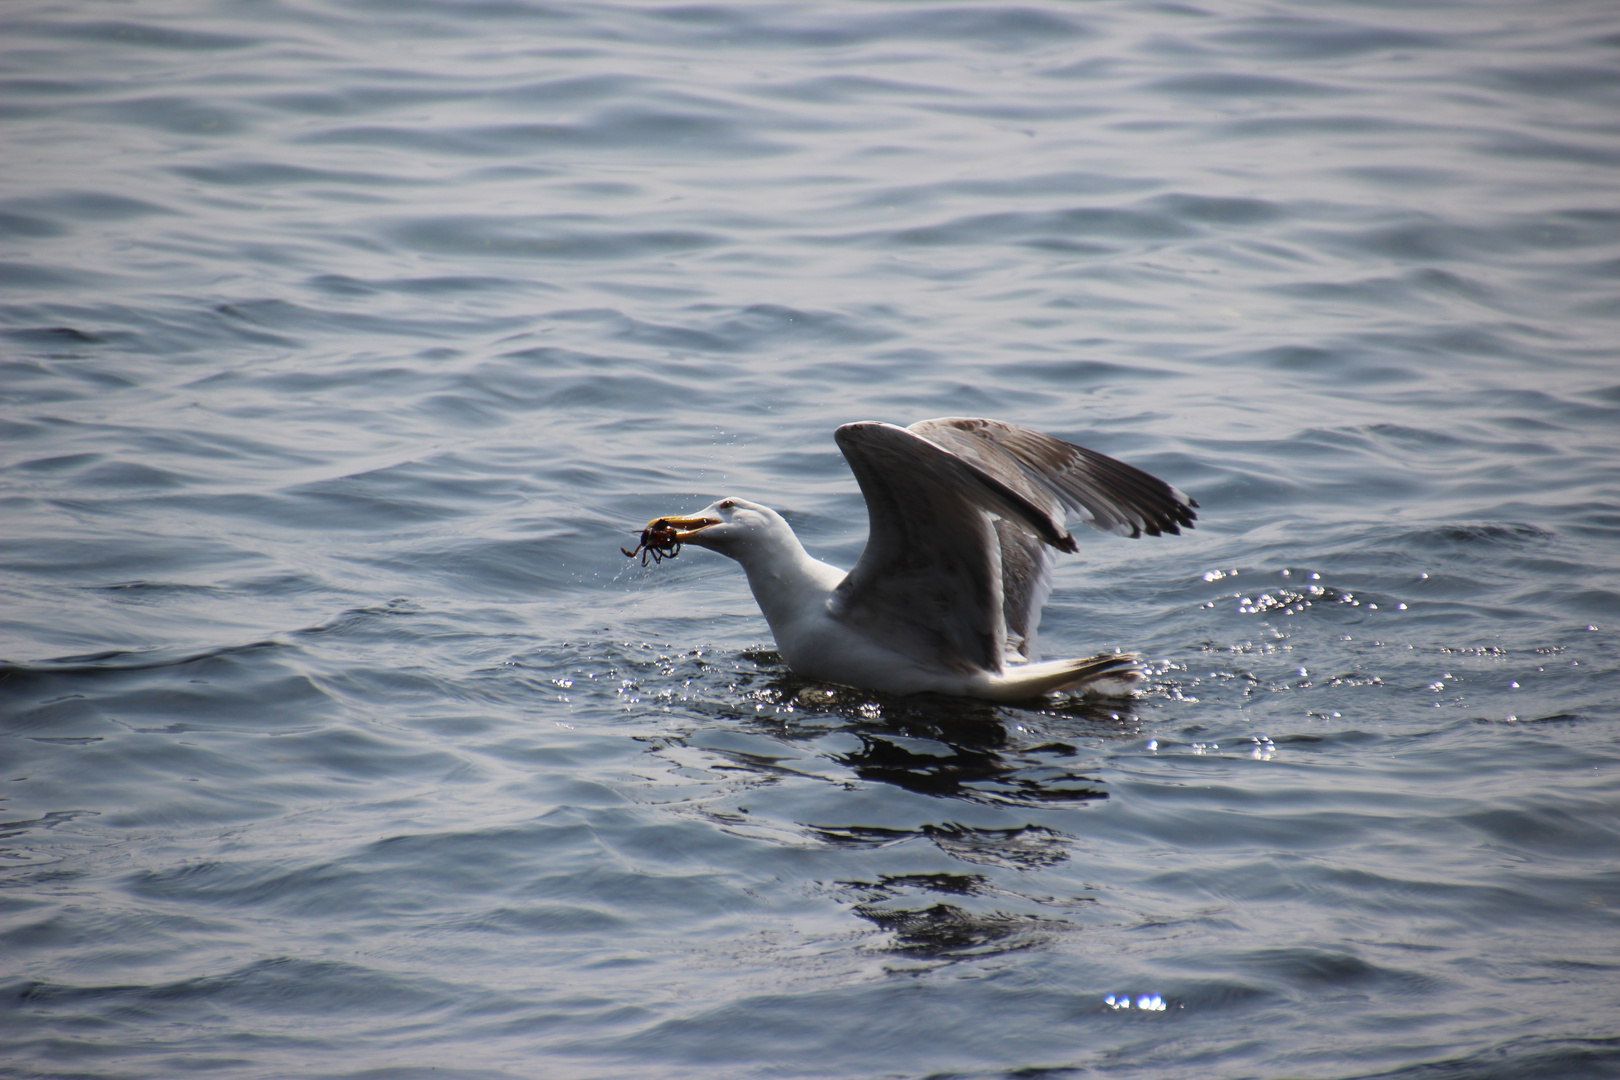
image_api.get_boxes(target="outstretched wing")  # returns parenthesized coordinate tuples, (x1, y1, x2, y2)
(907, 417, 1198, 539)
(831, 419, 1198, 675)
(830, 421, 1071, 675)
(908, 418, 1197, 659)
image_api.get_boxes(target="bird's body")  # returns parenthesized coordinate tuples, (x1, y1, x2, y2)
(636, 418, 1196, 701)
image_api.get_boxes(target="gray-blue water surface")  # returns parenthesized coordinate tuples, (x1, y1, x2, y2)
(3, 1, 1619, 1077)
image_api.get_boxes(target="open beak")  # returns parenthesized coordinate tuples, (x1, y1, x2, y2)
(647, 514, 720, 541)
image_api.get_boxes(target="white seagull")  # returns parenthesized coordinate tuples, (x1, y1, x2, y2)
(630, 418, 1197, 701)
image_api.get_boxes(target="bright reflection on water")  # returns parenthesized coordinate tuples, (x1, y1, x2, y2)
(1104, 994, 1170, 1013)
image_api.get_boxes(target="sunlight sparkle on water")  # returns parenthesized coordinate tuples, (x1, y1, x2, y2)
(1105, 994, 1168, 1012)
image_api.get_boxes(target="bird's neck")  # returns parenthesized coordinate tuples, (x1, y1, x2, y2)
(732, 535, 845, 633)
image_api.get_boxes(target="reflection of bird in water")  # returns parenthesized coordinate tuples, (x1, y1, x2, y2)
(635, 418, 1196, 701)
(745, 672, 1129, 806)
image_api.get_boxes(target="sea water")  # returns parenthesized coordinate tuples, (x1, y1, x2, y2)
(3, 2, 1619, 1077)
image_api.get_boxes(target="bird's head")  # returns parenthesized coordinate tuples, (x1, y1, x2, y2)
(640, 498, 790, 558)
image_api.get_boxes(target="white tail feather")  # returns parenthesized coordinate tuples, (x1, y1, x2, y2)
(978, 653, 1143, 701)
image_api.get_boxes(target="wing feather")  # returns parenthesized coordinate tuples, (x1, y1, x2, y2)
(832, 422, 1066, 673)
(995, 519, 1053, 662)
(829, 418, 1197, 679)
(908, 417, 1198, 539)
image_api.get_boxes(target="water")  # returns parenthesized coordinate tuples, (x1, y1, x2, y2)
(3, 1, 1619, 1077)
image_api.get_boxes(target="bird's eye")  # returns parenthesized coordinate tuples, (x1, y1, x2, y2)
(719, 499, 736, 509)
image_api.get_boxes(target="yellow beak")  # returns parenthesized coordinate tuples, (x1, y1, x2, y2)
(645, 515, 720, 541)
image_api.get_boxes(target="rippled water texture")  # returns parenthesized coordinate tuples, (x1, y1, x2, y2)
(4, 1, 1620, 1077)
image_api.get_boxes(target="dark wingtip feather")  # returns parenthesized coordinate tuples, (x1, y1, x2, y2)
(906, 415, 1200, 545)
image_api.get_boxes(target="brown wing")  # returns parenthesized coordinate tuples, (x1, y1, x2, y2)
(912, 417, 1197, 662)
(830, 421, 1069, 674)
(907, 417, 1198, 539)
(829, 418, 1197, 676)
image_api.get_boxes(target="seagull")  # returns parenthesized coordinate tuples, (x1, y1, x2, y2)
(631, 418, 1197, 701)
